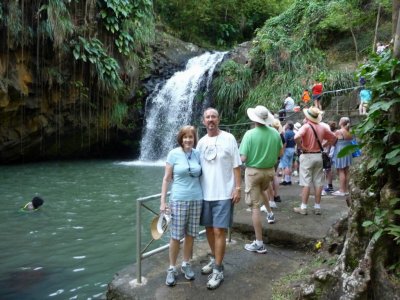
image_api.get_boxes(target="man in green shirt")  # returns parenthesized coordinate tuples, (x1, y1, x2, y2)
(239, 105, 283, 253)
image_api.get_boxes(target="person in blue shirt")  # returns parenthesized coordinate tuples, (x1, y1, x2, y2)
(359, 88, 372, 115)
(160, 125, 203, 287)
(280, 121, 296, 185)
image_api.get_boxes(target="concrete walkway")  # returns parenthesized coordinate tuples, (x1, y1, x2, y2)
(107, 179, 350, 299)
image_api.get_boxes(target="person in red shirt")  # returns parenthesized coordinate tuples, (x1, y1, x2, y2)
(311, 80, 323, 110)
(293, 107, 336, 215)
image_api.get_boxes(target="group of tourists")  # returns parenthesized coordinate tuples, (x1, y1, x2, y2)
(158, 105, 355, 290)
(280, 78, 374, 118)
(279, 80, 324, 122)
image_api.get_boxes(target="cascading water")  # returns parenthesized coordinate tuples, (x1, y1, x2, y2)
(139, 51, 226, 161)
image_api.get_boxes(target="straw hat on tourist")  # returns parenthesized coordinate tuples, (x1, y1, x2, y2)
(303, 106, 322, 123)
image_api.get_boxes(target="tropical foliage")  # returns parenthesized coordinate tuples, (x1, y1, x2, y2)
(0, 0, 155, 130)
(355, 51, 400, 251)
(212, 60, 252, 119)
(154, 0, 294, 48)
(212, 0, 391, 122)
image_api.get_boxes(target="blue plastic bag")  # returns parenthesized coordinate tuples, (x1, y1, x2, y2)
(352, 138, 362, 157)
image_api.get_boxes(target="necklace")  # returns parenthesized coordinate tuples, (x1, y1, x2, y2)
(183, 149, 202, 178)
(204, 134, 219, 161)
(185, 150, 192, 160)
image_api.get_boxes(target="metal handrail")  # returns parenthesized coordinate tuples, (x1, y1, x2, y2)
(135, 193, 214, 285)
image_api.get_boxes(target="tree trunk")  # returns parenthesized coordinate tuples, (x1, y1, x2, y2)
(394, 7, 400, 58)
(373, 4, 381, 53)
(393, 0, 400, 38)
(350, 26, 359, 64)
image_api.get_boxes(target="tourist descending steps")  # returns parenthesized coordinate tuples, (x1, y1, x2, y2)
(239, 105, 283, 254)
(311, 80, 323, 110)
(293, 107, 336, 215)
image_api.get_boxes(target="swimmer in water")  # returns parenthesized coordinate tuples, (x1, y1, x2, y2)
(22, 197, 44, 211)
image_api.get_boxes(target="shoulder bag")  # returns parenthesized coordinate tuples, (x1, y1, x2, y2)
(308, 124, 331, 169)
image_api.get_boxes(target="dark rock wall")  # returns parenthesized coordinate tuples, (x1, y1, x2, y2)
(0, 32, 203, 164)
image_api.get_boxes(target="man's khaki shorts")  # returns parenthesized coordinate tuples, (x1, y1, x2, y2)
(244, 167, 275, 209)
(299, 153, 324, 187)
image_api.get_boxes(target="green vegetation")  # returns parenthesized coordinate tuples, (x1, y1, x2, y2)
(356, 51, 400, 182)
(211, 0, 391, 123)
(354, 52, 400, 276)
(213, 60, 252, 119)
(99, 0, 154, 57)
(154, 0, 293, 48)
(110, 102, 129, 128)
(212, 1, 384, 123)
(72, 37, 123, 91)
(271, 256, 330, 300)
(0, 0, 155, 130)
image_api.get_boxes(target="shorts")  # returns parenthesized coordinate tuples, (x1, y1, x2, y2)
(361, 102, 369, 107)
(280, 147, 295, 168)
(200, 199, 233, 229)
(169, 200, 203, 240)
(244, 167, 275, 209)
(312, 94, 321, 100)
(299, 153, 324, 187)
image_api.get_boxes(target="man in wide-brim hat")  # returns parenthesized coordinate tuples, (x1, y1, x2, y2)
(239, 105, 283, 253)
(293, 107, 336, 215)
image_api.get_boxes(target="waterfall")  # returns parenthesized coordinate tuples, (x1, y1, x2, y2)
(139, 51, 226, 161)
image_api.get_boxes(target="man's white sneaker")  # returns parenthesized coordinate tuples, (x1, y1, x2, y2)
(260, 205, 267, 212)
(207, 269, 224, 290)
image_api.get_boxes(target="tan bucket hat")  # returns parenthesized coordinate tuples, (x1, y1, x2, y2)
(150, 212, 171, 240)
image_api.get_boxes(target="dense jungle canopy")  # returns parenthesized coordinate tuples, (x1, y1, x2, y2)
(0, 0, 400, 299)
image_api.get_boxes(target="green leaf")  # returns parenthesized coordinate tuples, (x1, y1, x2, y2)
(390, 198, 400, 206)
(371, 229, 384, 242)
(385, 148, 400, 160)
(72, 49, 80, 60)
(367, 158, 378, 170)
(337, 144, 359, 158)
(388, 156, 400, 166)
(362, 220, 374, 227)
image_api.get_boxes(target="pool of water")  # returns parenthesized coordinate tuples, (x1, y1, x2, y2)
(0, 160, 165, 299)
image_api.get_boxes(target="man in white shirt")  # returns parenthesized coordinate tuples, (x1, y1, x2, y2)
(279, 93, 295, 121)
(197, 107, 242, 290)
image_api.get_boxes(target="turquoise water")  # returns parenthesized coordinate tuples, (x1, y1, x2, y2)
(0, 160, 165, 299)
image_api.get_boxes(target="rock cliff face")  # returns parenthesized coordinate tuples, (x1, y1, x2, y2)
(0, 32, 202, 164)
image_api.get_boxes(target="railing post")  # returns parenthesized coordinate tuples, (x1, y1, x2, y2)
(136, 199, 142, 284)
